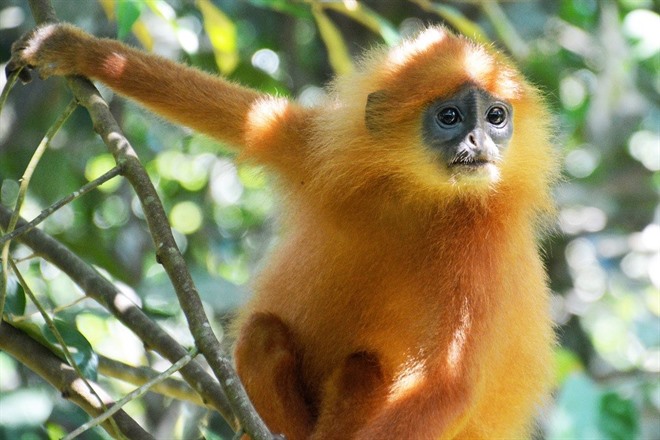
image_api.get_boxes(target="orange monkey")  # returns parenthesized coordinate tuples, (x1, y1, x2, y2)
(8, 23, 559, 439)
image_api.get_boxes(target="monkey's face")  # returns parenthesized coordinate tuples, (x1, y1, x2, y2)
(422, 85, 513, 184)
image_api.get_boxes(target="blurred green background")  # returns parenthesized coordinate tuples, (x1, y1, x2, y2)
(0, 0, 658, 439)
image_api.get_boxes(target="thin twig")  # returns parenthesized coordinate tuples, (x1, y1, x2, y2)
(0, 166, 122, 246)
(98, 355, 205, 406)
(63, 348, 199, 440)
(10, 295, 90, 323)
(1, 99, 77, 323)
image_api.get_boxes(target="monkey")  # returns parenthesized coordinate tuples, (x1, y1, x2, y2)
(8, 22, 560, 439)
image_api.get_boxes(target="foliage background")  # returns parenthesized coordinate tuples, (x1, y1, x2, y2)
(0, 0, 658, 438)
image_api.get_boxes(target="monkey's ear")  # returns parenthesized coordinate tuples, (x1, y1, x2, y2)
(365, 90, 389, 133)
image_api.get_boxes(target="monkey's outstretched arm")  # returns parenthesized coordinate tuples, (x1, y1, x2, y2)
(7, 23, 293, 152)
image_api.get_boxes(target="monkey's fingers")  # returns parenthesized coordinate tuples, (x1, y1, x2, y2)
(5, 60, 33, 84)
(6, 29, 42, 84)
(6, 23, 80, 83)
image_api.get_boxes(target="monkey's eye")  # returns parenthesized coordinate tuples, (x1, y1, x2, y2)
(437, 107, 462, 126)
(487, 106, 507, 126)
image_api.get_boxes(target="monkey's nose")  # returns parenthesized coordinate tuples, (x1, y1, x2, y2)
(467, 130, 484, 153)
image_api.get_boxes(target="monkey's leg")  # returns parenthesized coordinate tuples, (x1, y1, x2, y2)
(234, 312, 314, 440)
(310, 351, 386, 440)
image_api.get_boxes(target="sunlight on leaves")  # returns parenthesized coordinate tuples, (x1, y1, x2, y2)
(85, 154, 121, 193)
(145, 0, 177, 22)
(0, 389, 53, 427)
(311, 5, 353, 75)
(555, 348, 584, 384)
(197, 0, 239, 74)
(170, 201, 204, 235)
(412, 0, 488, 44)
(324, 1, 399, 45)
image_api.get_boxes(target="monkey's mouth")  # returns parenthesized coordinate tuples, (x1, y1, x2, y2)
(447, 150, 495, 169)
(446, 153, 501, 183)
(448, 157, 492, 168)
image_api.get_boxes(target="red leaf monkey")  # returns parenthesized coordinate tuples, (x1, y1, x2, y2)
(8, 21, 559, 439)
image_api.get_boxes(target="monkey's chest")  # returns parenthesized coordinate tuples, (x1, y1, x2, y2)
(288, 264, 491, 385)
(255, 227, 544, 401)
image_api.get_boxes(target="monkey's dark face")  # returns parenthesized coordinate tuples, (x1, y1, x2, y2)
(422, 86, 513, 182)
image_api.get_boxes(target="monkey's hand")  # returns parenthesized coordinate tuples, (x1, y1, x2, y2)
(6, 23, 92, 83)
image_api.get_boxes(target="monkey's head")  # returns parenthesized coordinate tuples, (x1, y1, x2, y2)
(315, 26, 558, 213)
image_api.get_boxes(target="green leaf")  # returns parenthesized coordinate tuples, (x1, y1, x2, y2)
(10, 320, 51, 348)
(197, 0, 239, 75)
(42, 318, 99, 381)
(116, 1, 144, 41)
(598, 392, 639, 440)
(7, 319, 99, 380)
(3, 276, 26, 317)
(46, 422, 67, 440)
(559, 0, 598, 29)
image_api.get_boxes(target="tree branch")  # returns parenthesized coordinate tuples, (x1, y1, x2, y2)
(0, 322, 154, 440)
(98, 355, 205, 406)
(0, 204, 235, 426)
(13, 1, 274, 436)
(63, 79, 269, 437)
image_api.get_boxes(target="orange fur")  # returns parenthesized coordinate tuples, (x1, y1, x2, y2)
(10, 23, 559, 439)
